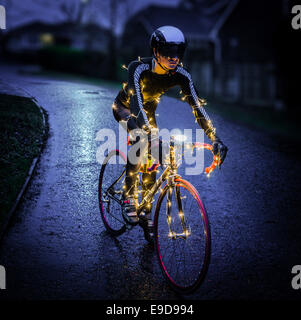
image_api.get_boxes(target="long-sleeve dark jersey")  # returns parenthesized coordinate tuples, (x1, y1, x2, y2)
(115, 57, 217, 142)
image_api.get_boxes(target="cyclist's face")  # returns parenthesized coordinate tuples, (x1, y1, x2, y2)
(155, 50, 179, 70)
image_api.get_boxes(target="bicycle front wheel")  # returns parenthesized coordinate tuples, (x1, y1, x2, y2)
(98, 149, 127, 236)
(154, 178, 211, 294)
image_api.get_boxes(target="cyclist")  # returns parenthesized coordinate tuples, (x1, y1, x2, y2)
(112, 25, 228, 231)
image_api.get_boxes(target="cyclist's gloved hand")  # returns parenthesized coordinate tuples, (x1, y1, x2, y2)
(212, 138, 228, 168)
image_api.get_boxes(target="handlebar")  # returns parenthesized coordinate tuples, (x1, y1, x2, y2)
(191, 142, 220, 177)
(144, 141, 220, 177)
(127, 132, 219, 176)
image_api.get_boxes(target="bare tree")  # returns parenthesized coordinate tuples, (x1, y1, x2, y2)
(94, 0, 129, 79)
(60, 1, 78, 22)
(59, 0, 91, 24)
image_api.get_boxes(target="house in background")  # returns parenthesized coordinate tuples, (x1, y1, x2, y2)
(2, 21, 110, 56)
(120, 0, 288, 108)
(3, 22, 56, 55)
(1, 21, 112, 78)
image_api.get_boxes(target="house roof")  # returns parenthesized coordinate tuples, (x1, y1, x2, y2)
(126, 1, 239, 41)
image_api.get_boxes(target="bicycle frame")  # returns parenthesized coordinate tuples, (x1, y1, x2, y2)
(103, 136, 218, 235)
(104, 156, 176, 215)
(103, 137, 180, 214)
(136, 136, 178, 215)
(138, 137, 192, 239)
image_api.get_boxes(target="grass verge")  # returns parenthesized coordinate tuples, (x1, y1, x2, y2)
(0, 93, 46, 231)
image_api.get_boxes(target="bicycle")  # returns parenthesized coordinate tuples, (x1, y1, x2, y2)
(98, 134, 220, 293)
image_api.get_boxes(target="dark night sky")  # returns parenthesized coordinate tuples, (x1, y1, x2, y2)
(1, 0, 180, 35)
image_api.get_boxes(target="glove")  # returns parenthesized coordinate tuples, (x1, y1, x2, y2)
(212, 138, 228, 168)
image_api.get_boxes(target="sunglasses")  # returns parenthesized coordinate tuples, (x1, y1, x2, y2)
(157, 43, 186, 60)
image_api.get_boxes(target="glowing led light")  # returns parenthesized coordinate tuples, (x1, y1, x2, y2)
(168, 231, 174, 238)
(174, 134, 187, 142)
(184, 229, 190, 237)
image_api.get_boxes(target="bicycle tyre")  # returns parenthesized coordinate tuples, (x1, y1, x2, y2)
(154, 178, 211, 294)
(98, 149, 127, 236)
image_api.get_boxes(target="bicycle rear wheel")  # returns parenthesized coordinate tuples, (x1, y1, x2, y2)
(98, 149, 127, 236)
(154, 178, 211, 294)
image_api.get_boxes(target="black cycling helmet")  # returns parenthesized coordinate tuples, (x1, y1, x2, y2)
(150, 26, 187, 61)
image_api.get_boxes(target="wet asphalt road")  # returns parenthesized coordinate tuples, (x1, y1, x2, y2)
(0, 65, 301, 300)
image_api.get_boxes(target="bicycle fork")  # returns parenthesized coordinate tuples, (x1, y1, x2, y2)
(166, 137, 191, 240)
(166, 178, 191, 240)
